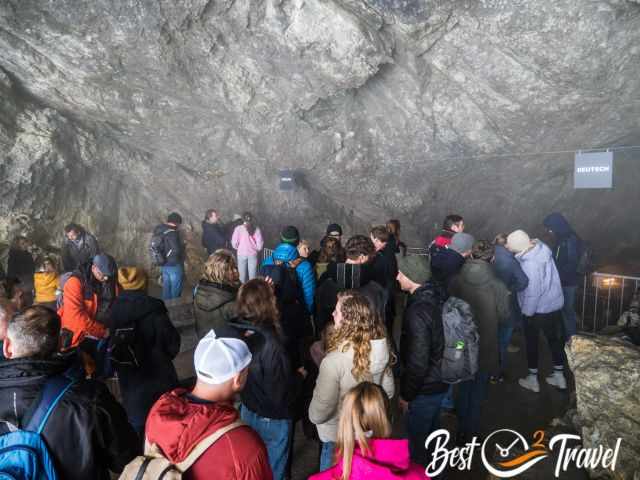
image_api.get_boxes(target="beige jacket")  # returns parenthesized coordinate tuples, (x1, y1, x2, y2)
(309, 338, 395, 442)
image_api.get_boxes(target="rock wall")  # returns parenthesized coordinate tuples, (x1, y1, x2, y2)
(567, 335, 640, 479)
(1, 0, 640, 268)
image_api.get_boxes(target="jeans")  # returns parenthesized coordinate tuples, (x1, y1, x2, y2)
(407, 392, 447, 466)
(562, 286, 577, 340)
(319, 441, 336, 472)
(441, 385, 454, 409)
(455, 372, 489, 437)
(238, 255, 258, 283)
(240, 405, 292, 480)
(524, 311, 566, 369)
(161, 264, 184, 300)
(497, 324, 514, 371)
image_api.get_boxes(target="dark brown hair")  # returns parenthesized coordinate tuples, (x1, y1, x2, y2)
(318, 236, 346, 264)
(237, 278, 281, 334)
(345, 235, 375, 261)
(369, 225, 389, 243)
(386, 220, 400, 238)
(472, 240, 494, 262)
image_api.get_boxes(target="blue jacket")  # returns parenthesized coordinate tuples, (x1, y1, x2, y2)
(543, 212, 581, 287)
(515, 241, 564, 317)
(493, 245, 529, 294)
(493, 245, 529, 325)
(262, 243, 316, 313)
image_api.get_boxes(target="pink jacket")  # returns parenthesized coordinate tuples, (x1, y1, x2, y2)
(231, 224, 264, 257)
(309, 439, 429, 480)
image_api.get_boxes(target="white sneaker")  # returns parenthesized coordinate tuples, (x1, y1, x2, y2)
(546, 371, 567, 390)
(518, 375, 540, 393)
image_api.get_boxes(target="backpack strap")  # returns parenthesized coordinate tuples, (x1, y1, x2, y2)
(337, 263, 346, 290)
(24, 373, 77, 434)
(174, 420, 245, 472)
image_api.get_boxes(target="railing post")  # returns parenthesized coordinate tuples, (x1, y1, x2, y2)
(582, 275, 587, 331)
(593, 280, 599, 333)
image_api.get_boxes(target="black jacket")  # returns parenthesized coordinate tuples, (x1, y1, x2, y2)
(229, 320, 294, 420)
(315, 262, 386, 333)
(62, 231, 100, 272)
(106, 291, 180, 428)
(201, 221, 227, 255)
(543, 213, 582, 287)
(0, 357, 139, 480)
(193, 281, 238, 340)
(154, 224, 184, 266)
(7, 248, 35, 282)
(400, 284, 448, 401)
(371, 249, 398, 291)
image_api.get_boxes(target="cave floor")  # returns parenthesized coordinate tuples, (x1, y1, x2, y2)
(158, 280, 588, 480)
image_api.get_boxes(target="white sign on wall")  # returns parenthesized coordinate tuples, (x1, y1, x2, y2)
(574, 151, 613, 189)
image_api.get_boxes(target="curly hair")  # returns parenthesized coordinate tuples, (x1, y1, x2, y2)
(317, 236, 346, 264)
(344, 235, 375, 262)
(237, 278, 281, 334)
(326, 291, 389, 381)
(202, 249, 240, 286)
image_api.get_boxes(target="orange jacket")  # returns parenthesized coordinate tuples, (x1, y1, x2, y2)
(57, 276, 108, 348)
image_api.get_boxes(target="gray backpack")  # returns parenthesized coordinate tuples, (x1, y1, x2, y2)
(440, 297, 479, 384)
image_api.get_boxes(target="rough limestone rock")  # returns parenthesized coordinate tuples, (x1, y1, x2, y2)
(1, 1, 640, 269)
(566, 335, 640, 479)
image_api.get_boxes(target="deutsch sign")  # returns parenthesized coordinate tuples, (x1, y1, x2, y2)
(574, 151, 613, 189)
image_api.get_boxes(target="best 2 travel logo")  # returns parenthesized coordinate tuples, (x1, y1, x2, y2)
(424, 428, 622, 478)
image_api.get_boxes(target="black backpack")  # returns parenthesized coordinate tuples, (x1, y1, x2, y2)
(150, 226, 171, 266)
(440, 296, 480, 384)
(260, 258, 304, 305)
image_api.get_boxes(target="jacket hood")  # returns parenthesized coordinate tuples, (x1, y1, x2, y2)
(408, 282, 445, 308)
(543, 212, 573, 237)
(194, 281, 237, 310)
(313, 439, 420, 479)
(458, 259, 495, 286)
(0, 357, 70, 386)
(107, 291, 166, 328)
(272, 243, 299, 262)
(147, 389, 240, 464)
(519, 240, 552, 263)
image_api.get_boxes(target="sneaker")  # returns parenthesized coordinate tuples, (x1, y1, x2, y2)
(518, 375, 540, 393)
(507, 344, 520, 353)
(546, 371, 567, 390)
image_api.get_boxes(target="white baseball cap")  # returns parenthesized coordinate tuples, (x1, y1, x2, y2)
(194, 330, 252, 385)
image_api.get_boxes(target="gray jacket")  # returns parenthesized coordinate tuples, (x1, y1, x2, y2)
(515, 241, 564, 316)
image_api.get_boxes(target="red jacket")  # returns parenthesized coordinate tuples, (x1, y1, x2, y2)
(145, 388, 272, 480)
(433, 230, 454, 248)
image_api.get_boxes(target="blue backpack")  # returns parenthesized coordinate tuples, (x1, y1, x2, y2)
(0, 374, 77, 480)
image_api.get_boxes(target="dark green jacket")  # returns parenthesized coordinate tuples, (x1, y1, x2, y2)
(449, 259, 510, 376)
(193, 281, 238, 339)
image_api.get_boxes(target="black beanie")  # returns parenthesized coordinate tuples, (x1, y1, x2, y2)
(281, 226, 300, 245)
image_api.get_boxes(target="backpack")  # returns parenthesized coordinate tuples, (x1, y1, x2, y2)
(260, 258, 304, 305)
(150, 226, 171, 267)
(575, 240, 593, 275)
(119, 420, 244, 480)
(440, 296, 480, 384)
(0, 374, 77, 480)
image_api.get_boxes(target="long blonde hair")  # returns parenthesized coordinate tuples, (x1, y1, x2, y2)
(326, 291, 388, 381)
(335, 382, 392, 479)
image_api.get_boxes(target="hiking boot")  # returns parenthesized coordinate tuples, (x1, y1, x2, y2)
(545, 371, 567, 390)
(507, 344, 520, 353)
(518, 374, 540, 393)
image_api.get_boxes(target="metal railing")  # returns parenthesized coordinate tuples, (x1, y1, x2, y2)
(579, 272, 640, 332)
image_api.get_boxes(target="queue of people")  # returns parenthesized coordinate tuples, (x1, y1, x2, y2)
(0, 209, 587, 479)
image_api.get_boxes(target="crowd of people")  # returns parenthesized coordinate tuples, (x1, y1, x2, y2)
(0, 209, 587, 479)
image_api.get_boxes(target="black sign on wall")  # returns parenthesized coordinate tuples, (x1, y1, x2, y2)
(279, 169, 295, 191)
(574, 151, 613, 189)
